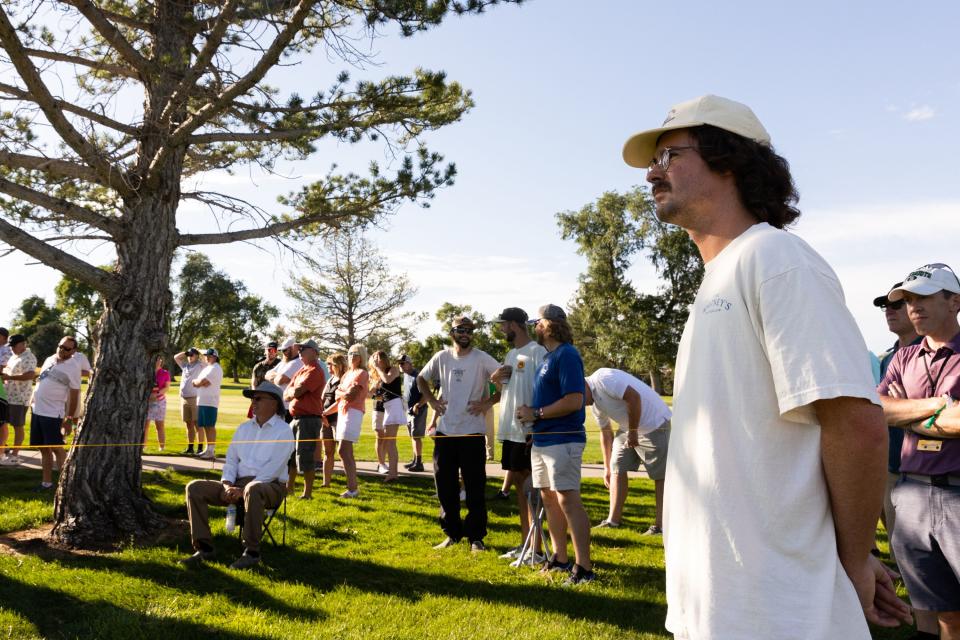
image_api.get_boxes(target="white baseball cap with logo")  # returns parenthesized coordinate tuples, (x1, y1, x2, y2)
(888, 263, 960, 301)
(622, 94, 772, 168)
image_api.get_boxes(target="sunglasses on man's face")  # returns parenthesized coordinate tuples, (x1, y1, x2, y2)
(878, 300, 905, 311)
(452, 328, 473, 335)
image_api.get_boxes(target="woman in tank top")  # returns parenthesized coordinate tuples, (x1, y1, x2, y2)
(369, 351, 404, 482)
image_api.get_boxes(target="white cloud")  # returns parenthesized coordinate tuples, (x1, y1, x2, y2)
(903, 105, 935, 121)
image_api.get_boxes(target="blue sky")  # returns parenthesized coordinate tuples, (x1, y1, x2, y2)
(3, 0, 959, 352)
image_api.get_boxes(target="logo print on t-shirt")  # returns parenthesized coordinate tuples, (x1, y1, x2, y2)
(703, 294, 733, 314)
(452, 368, 465, 383)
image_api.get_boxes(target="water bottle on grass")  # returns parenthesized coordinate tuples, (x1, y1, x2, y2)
(225, 504, 237, 532)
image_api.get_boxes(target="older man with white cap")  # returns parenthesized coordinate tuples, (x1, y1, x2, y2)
(622, 95, 911, 636)
(878, 262, 960, 639)
(182, 380, 294, 569)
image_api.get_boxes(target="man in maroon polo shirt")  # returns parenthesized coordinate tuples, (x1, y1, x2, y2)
(878, 262, 960, 640)
(283, 338, 326, 500)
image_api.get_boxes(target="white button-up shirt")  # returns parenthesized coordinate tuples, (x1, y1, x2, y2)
(221, 413, 295, 484)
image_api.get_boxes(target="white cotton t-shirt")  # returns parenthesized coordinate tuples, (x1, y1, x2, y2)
(32, 355, 82, 418)
(420, 347, 499, 435)
(179, 359, 202, 398)
(664, 223, 878, 640)
(269, 357, 303, 409)
(73, 351, 92, 373)
(497, 341, 547, 442)
(194, 362, 223, 408)
(586, 368, 671, 435)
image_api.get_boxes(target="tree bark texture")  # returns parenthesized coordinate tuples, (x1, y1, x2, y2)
(50, 2, 191, 547)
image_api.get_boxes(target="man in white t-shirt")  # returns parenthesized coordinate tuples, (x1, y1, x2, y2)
(30, 336, 82, 491)
(192, 348, 224, 460)
(1, 334, 37, 465)
(417, 316, 500, 552)
(622, 95, 912, 637)
(265, 336, 302, 419)
(489, 307, 547, 564)
(585, 368, 671, 535)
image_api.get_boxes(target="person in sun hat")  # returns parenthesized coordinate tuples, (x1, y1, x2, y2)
(878, 263, 960, 639)
(622, 95, 911, 636)
(182, 380, 294, 570)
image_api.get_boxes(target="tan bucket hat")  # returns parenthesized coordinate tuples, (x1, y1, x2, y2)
(622, 94, 771, 168)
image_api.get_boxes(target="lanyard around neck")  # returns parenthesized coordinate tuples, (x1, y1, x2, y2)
(922, 348, 954, 396)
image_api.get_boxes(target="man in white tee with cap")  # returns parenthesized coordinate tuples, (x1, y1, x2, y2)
(192, 347, 223, 460)
(622, 95, 911, 637)
(265, 336, 302, 420)
(30, 336, 82, 491)
(585, 368, 670, 535)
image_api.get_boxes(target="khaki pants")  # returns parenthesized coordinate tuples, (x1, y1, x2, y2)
(185, 476, 285, 553)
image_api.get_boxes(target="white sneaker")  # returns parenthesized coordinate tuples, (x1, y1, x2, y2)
(459, 489, 466, 501)
(510, 551, 547, 567)
(499, 545, 522, 560)
(376, 464, 388, 474)
(198, 448, 215, 460)
(339, 489, 359, 499)
(0, 454, 19, 466)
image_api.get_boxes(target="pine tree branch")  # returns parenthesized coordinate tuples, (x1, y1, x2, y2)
(0, 7, 133, 198)
(177, 210, 353, 246)
(24, 47, 139, 79)
(0, 82, 139, 136)
(0, 218, 118, 296)
(159, 0, 241, 129)
(58, 0, 152, 77)
(149, 0, 314, 185)
(0, 150, 126, 189)
(0, 176, 124, 236)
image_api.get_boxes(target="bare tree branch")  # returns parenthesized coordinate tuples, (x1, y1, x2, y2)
(0, 81, 140, 135)
(0, 176, 124, 236)
(0, 7, 132, 198)
(24, 47, 138, 79)
(0, 218, 118, 295)
(177, 210, 354, 246)
(58, 0, 152, 77)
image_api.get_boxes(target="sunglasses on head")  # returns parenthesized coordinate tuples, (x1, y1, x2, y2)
(878, 300, 905, 310)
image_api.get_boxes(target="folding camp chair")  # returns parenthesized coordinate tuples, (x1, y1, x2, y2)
(236, 494, 287, 548)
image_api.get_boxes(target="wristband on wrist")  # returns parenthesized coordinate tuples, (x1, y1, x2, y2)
(925, 403, 947, 429)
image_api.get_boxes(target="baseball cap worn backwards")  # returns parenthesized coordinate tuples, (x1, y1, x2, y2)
(278, 336, 297, 350)
(622, 94, 772, 168)
(527, 304, 567, 324)
(493, 307, 528, 324)
(889, 264, 960, 301)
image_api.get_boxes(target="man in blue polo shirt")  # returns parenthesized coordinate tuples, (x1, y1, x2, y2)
(517, 304, 593, 585)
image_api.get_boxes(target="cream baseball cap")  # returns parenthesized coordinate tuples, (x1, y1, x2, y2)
(622, 95, 771, 168)
(888, 264, 960, 301)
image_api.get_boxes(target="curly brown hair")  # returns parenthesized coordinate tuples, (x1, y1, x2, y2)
(541, 318, 575, 345)
(689, 125, 800, 229)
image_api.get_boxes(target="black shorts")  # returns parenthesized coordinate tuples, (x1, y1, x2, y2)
(29, 414, 65, 447)
(501, 439, 531, 472)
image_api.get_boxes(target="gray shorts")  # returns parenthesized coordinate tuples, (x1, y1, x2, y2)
(290, 416, 319, 473)
(890, 476, 960, 611)
(407, 406, 427, 438)
(611, 421, 670, 480)
(6, 404, 28, 428)
(531, 442, 584, 492)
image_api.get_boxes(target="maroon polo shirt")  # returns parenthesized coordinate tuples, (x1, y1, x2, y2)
(878, 331, 960, 476)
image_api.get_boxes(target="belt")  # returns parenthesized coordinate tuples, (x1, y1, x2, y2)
(903, 473, 960, 487)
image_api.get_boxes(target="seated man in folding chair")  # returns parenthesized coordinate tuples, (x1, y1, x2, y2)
(182, 380, 295, 569)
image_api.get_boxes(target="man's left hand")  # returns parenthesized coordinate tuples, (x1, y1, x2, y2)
(846, 554, 912, 628)
(222, 485, 243, 504)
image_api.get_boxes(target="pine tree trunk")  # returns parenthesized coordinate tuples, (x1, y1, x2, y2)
(51, 175, 182, 548)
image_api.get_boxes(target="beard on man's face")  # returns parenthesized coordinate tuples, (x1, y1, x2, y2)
(453, 333, 472, 348)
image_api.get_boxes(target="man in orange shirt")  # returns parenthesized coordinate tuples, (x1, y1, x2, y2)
(283, 338, 326, 500)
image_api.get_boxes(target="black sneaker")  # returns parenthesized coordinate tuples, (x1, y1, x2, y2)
(180, 446, 195, 456)
(563, 564, 596, 586)
(404, 459, 417, 469)
(408, 462, 425, 472)
(491, 490, 510, 500)
(541, 556, 573, 573)
(32, 483, 54, 493)
(470, 540, 486, 553)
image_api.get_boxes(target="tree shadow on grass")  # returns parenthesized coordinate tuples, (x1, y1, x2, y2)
(0, 571, 276, 640)
(268, 547, 668, 635)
